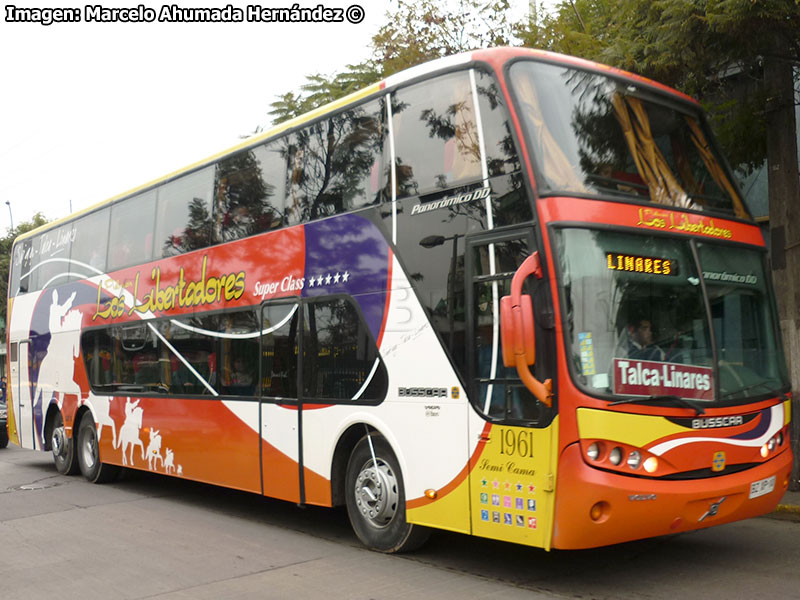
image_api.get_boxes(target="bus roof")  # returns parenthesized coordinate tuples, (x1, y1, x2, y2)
(16, 47, 699, 243)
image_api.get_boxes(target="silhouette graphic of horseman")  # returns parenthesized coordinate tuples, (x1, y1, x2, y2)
(32, 290, 83, 420)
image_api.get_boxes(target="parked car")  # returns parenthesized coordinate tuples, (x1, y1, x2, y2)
(0, 398, 7, 449)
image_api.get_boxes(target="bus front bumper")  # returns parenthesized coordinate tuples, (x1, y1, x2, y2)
(551, 442, 793, 549)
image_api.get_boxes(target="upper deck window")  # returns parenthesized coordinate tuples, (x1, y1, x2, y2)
(509, 61, 748, 219)
(156, 167, 215, 257)
(392, 71, 483, 198)
(108, 190, 157, 271)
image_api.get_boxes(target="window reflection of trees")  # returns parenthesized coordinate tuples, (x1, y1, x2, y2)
(392, 72, 482, 198)
(286, 100, 385, 224)
(520, 63, 743, 216)
(215, 148, 282, 242)
(303, 299, 384, 401)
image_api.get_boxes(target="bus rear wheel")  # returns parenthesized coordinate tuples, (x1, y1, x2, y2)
(52, 411, 78, 474)
(76, 415, 120, 483)
(345, 433, 429, 553)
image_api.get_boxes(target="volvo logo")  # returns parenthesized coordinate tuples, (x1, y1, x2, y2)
(699, 496, 726, 521)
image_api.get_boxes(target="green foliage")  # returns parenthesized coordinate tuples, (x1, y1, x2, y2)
(0, 213, 50, 331)
(265, 0, 799, 176)
(371, 0, 514, 76)
(268, 0, 514, 124)
(518, 0, 800, 174)
(269, 62, 382, 125)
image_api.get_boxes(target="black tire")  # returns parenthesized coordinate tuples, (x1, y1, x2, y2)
(345, 433, 430, 553)
(76, 414, 120, 483)
(51, 411, 79, 474)
(0, 427, 8, 449)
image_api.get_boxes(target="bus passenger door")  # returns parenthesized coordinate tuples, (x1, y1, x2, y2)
(9, 340, 34, 449)
(260, 301, 302, 503)
(465, 229, 557, 549)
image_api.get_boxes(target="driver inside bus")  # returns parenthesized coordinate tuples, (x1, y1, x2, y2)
(626, 318, 665, 361)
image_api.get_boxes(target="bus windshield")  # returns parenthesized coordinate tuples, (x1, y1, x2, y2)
(557, 228, 788, 404)
(509, 60, 748, 219)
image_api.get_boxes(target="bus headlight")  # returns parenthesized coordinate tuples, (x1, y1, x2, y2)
(582, 439, 667, 475)
(586, 442, 601, 461)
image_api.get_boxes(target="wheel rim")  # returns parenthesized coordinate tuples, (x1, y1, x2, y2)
(81, 428, 97, 470)
(353, 458, 399, 528)
(52, 424, 67, 460)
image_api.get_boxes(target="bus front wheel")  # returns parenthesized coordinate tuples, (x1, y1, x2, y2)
(345, 433, 429, 553)
(51, 411, 78, 474)
(76, 415, 120, 483)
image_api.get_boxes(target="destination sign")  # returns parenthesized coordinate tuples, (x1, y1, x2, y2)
(606, 253, 677, 276)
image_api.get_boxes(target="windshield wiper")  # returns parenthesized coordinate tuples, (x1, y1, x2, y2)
(720, 381, 780, 400)
(610, 394, 706, 415)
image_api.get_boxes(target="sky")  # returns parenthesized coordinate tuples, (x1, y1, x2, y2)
(0, 0, 541, 232)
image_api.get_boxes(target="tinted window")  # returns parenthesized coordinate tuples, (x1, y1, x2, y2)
(33, 224, 71, 290)
(510, 61, 747, 218)
(215, 143, 286, 243)
(303, 298, 387, 401)
(255, 142, 289, 228)
(471, 238, 542, 422)
(69, 209, 110, 281)
(156, 167, 215, 257)
(83, 323, 162, 394)
(473, 70, 532, 228)
(285, 100, 386, 224)
(82, 309, 260, 397)
(108, 191, 157, 271)
(15, 237, 37, 294)
(392, 71, 482, 198)
(475, 69, 520, 178)
(262, 302, 300, 398)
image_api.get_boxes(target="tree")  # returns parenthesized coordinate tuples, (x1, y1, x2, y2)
(371, 0, 514, 75)
(268, 0, 515, 124)
(269, 64, 382, 125)
(517, 0, 799, 172)
(0, 213, 50, 334)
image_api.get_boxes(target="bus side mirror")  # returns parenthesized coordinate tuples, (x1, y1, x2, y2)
(500, 252, 553, 407)
(500, 294, 535, 367)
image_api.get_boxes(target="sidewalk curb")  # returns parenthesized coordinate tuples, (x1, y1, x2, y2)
(767, 504, 800, 522)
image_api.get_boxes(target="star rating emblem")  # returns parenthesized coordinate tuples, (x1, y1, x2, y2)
(306, 271, 352, 287)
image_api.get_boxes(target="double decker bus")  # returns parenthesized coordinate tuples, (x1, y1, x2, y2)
(5, 47, 792, 551)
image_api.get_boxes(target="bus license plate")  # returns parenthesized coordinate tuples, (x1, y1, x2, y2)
(749, 476, 776, 499)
